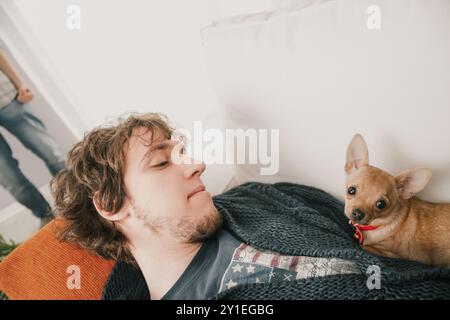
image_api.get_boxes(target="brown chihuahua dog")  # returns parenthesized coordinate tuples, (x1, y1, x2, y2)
(344, 134, 450, 268)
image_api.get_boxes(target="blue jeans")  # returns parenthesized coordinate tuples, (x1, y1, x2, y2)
(0, 99, 66, 218)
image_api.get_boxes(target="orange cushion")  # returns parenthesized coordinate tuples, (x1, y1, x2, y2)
(0, 218, 115, 300)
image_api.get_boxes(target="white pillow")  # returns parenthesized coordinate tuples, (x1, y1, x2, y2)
(202, 0, 450, 202)
(271, 0, 322, 10)
(208, 0, 274, 20)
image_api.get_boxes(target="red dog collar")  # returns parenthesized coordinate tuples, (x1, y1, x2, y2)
(349, 220, 378, 245)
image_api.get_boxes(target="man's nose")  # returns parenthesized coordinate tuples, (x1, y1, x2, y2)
(184, 157, 206, 178)
(351, 209, 365, 222)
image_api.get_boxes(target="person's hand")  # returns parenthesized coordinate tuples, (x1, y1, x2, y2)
(16, 86, 34, 104)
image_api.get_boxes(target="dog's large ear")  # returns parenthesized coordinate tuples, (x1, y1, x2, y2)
(394, 168, 432, 199)
(345, 134, 369, 175)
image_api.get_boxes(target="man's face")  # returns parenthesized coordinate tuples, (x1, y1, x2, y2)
(121, 127, 222, 243)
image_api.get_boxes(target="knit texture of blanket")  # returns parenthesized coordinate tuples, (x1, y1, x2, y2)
(102, 182, 450, 299)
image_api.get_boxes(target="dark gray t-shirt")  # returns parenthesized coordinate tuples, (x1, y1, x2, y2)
(161, 229, 360, 300)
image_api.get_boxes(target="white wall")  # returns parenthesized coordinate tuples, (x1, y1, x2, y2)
(12, 0, 273, 129)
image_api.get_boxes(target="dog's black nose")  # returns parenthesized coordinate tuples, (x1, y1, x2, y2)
(352, 209, 365, 221)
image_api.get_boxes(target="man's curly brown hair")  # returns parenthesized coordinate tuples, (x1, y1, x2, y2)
(50, 113, 173, 263)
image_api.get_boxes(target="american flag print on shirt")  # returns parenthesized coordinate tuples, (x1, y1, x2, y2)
(219, 243, 361, 292)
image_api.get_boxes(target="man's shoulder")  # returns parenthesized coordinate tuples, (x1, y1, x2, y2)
(102, 260, 149, 300)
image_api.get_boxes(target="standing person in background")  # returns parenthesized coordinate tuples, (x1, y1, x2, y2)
(0, 44, 65, 226)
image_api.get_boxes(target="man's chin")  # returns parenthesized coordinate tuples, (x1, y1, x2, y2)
(187, 208, 223, 243)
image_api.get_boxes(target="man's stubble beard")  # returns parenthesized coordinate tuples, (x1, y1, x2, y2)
(135, 204, 223, 243)
(171, 207, 223, 242)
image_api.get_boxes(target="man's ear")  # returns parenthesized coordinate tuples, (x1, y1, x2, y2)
(394, 168, 432, 199)
(93, 192, 129, 222)
(345, 134, 369, 176)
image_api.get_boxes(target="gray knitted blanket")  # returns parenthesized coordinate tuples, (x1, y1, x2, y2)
(102, 182, 450, 299)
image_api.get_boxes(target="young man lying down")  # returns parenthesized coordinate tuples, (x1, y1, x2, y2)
(51, 113, 450, 300)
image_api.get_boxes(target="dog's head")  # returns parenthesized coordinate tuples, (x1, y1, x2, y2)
(344, 134, 432, 225)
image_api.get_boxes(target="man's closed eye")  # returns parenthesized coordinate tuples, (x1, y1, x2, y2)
(154, 161, 169, 168)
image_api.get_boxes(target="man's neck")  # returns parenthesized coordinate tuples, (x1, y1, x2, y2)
(130, 238, 203, 300)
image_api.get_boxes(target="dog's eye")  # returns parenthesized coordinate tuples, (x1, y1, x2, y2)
(376, 200, 387, 210)
(347, 186, 356, 195)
